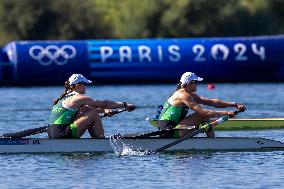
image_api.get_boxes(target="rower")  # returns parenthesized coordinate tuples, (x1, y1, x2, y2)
(157, 72, 246, 138)
(47, 74, 135, 139)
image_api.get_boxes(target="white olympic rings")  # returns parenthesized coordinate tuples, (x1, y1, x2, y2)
(29, 45, 76, 66)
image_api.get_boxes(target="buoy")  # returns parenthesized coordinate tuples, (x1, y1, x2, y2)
(207, 83, 215, 90)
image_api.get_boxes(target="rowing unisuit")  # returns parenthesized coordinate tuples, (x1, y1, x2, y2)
(48, 92, 79, 138)
(158, 101, 189, 129)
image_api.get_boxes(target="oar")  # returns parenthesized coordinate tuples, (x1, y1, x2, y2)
(1, 126, 48, 138)
(122, 127, 196, 139)
(150, 109, 244, 154)
(1, 109, 127, 138)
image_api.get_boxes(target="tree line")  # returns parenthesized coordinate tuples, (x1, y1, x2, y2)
(0, 0, 283, 46)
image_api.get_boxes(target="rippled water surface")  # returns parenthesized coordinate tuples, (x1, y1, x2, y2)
(0, 83, 283, 189)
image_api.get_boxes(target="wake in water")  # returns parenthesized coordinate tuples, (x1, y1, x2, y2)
(110, 134, 150, 156)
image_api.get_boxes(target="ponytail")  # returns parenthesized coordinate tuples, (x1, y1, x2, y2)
(175, 82, 187, 91)
(176, 82, 182, 91)
(53, 80, 73, 105)
(167, 82, 183, 97)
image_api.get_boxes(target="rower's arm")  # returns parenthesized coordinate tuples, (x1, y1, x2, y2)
(183, 94, 232, 118)
(192, 93, 236, 108)
(190, 103, 232, 118)
(94, 108, 106, 113)
(78, 96, 133, 110)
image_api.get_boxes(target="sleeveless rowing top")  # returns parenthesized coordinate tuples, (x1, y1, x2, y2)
(159, 101, 189, 123)
(48, 93, 78, 125)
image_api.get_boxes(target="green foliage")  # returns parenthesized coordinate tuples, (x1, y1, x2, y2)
(0, 0, 52, 43)
(0, 0, 283, 45)
(50, 0, 112, 40)
(150, 0, 279, 37)
(95, 0, 158, 38)
(0, 0, 110, 45)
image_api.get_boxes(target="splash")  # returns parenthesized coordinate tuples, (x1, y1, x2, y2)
(110, 134, 150, 156)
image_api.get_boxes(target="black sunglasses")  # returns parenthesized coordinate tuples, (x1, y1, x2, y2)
(190, 80, 199, 85)
(77, 82, 90, 86)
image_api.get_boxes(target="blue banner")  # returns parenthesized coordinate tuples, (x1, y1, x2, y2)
(2, 41, 88, 85)
(1, 35, 284, 85)
(87, 35, 284, 83)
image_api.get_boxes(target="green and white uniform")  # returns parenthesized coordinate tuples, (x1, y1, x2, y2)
(158, 101, 189, 138)
(159, 101, 189, 124)
(48, 92, 79, 138)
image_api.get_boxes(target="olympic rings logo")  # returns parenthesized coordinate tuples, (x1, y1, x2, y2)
(29, 45, 76, 66)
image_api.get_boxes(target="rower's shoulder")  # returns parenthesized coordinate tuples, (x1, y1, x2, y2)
(177, 89, 195, 98)
(171, 91, 193, 105)
(72, 94, 92, 101)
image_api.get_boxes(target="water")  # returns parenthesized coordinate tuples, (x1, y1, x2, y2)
(0, 83, 284, 189)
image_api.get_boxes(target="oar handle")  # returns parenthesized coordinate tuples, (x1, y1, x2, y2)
(208, 109, 244, 128)
(101, 109, 126, 117)
(234, 108, 245, 115)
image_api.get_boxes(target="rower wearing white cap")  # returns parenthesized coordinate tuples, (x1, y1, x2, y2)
(158, 72, 246, 138)
(48, 74, 135, 139)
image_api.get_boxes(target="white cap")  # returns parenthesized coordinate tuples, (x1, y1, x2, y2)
(68, 74, 92, 85)
(180, 72, 203, 85)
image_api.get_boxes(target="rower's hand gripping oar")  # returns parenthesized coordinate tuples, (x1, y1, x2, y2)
(1, 109, 127, 138)
(100, 109, 125, 117)
(150, 109, 244, 154)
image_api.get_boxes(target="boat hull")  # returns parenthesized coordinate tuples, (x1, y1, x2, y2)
(0, 137, 283, 154)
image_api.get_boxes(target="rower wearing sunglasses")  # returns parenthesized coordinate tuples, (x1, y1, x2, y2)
(158, 72, 246, 138)
(48, 74, 135, 139)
